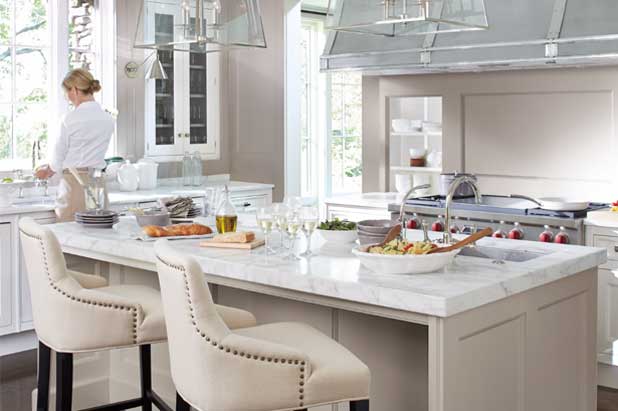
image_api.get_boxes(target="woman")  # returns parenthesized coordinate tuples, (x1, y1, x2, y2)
(35, 69, 115, 222)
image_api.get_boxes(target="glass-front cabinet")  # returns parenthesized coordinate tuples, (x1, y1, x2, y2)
(143, 2, 219, 160)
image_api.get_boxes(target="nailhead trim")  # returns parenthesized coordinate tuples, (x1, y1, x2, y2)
(20, 228, 140, 344)
(156, 254, 307, 408)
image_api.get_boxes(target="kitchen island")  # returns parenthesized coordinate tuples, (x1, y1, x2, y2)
(43, 221, 605, 411)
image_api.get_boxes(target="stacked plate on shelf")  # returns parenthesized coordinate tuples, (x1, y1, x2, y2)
(74, 210, 119, 229)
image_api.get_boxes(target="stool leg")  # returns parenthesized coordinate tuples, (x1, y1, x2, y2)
(176, 392, 190, 411)
(140, 345, 153, 411)
(36, 341, 51, 411)
(350, 399, 369, 411)
(55, 352, 73, 411)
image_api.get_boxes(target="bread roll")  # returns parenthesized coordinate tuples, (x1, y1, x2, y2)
(213, 231, 255, 243)
(143, 224, 212, 237)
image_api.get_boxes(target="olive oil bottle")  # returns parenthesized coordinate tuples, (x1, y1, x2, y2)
(215, 185, 238, 233)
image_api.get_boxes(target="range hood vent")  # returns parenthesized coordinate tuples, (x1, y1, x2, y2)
(325, 0, 489, 37)
(321, 0, 618, 74)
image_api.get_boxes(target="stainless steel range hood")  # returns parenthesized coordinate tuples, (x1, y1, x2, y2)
(321, 0, 618, 74)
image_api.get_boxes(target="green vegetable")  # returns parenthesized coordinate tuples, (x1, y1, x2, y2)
(318, 218, 357, 231)
(1, 177, 13, 183)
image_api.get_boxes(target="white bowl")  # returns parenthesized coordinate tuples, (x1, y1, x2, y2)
(352, 247, 460, 275)
(391, 119, 412, 133)
(316, 229, 358, 244)
(409, 148, 427, 159)
(422, 121, 442, 133)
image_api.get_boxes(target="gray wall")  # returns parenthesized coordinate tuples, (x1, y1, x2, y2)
(116, 1, 287, 200)
(363, 67, 618, 202)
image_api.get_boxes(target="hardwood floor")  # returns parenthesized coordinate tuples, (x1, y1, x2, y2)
(2, 349, 618, 411)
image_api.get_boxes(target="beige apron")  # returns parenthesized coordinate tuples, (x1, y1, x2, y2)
(55, 169, 109, 223)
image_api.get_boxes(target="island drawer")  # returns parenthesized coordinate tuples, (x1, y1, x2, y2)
(593, 234, 618, 269)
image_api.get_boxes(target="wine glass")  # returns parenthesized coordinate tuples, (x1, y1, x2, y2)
(300, 206, 318, 257)
(256, 206, 274, 255)
(285, 211, 302, 260)
(272, 203, 289, 253)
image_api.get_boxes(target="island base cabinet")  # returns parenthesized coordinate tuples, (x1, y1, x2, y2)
(435, 268, 597, 411)
(46, 257, 597, 411)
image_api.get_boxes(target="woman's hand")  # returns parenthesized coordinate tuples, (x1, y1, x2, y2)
(34, 164, 55, 180)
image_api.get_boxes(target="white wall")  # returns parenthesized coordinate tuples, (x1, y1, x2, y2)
(363, 67, 618, 202)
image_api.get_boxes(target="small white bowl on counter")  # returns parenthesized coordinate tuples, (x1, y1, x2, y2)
(316, 228, 358, 244)
(352, 247, 460, 275)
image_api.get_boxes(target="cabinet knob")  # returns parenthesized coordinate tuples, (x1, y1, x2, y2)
(614, 245, 618, 253)
(184, 133, 190, 138)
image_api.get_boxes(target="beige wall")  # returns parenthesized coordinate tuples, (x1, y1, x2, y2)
(115, 1, 287, 198)
(364, 67, 618, 202)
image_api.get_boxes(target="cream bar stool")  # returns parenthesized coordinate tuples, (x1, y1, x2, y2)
(154, 240, 371, 411)
(19, 217, 258, 411)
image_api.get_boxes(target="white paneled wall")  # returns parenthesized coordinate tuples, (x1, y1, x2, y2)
(364, 67, 618, 202)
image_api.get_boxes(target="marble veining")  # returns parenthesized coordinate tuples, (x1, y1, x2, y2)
(48, 222, 606, 318)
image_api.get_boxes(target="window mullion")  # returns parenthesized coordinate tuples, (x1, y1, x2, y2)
(10, 0, 15, 161)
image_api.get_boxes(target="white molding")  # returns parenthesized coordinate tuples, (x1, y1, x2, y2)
(0, 330, 37, 356)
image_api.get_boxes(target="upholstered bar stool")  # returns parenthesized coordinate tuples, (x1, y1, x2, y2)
(19, 217, 258, 411)
(154, 241, 371, 411)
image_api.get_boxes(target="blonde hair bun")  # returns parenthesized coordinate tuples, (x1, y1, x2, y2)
(62, 68, 102, 95)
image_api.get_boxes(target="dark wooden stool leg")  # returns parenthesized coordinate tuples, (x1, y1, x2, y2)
(55, 352, 73, 411)
(140, 345, 153, 411)
(36, 341, 51, 411)
(350, 399, 370, 411)
(176, 392, 190, 411)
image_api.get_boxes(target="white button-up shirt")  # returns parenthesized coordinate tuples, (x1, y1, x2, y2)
(50, 101, 115, 173)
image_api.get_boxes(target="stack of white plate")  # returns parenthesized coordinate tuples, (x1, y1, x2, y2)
(171, 206, 202, 223)
(75, 211, 119, 229)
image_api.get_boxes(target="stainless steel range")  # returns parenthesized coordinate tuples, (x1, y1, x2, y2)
(389, 195, 608, 246)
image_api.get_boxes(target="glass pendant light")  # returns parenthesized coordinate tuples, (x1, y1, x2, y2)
(326, 0, 489, 37)
(134, 0, 267, 53)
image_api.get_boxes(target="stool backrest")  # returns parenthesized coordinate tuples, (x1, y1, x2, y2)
(154, 240, 232, 402)
(18, 217, 85, 347)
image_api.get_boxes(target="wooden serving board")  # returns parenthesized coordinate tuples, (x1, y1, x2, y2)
(199, 239, 265, 250)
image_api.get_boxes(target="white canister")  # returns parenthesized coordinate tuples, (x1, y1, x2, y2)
(136, 158, 159, 190)
(394, 174, 413, 194)
(117, 161, 139, 192)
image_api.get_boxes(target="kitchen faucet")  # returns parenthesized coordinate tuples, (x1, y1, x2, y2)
(444, 175, 482, 244)
(398, 183, 431, 240)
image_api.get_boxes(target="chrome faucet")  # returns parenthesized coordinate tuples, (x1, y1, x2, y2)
(444, 176, 482, 244)
(398, 183, 431, 240)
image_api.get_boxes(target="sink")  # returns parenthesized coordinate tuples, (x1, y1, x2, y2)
(458, 246, 549, 262)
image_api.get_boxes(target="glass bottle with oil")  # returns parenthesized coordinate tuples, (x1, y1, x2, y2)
(215, 185, 238, 233)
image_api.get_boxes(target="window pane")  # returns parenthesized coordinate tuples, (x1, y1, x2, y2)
(0, 47, 11, 103)
(16, 47, 48, 103)
(0, 1, 10, 44)
(15, 0, 48, 46)
(14, 103, 47, 162)
(0, 104, 11, 160)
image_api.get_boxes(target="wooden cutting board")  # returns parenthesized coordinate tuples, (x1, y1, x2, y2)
(199, 239, 265, 250)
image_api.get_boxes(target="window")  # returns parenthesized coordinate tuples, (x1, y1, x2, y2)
(0, 0, 50, 170)
(0, 0, 115, 171)
(299, 15, 362, 199)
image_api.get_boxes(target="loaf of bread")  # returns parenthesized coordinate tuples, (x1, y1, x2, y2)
(212, 231, 255, 243)
(143, 224, 212, 238)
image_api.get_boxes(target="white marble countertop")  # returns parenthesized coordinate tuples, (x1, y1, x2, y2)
(324, 192, 404, 210)
(0, 179, 274, 217)
(48, 220, 606, 318)
(584, 209, 618, 229)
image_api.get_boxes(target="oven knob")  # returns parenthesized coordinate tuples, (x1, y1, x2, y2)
(554, 226, 570, 244)
(508, 222, 524, 240)
(431, 215, 444, 232)
(539, 225, 554, 243)
(406, 213, 420, 229)
(493, 221, 507, 238)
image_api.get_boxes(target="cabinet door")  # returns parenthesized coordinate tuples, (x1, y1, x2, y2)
(182, 50, 219, 158)
(144, 2, 184, 157)
(0, 222, 13, 335)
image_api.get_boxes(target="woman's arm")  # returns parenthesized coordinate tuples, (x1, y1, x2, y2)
(49, 121, 69, 174)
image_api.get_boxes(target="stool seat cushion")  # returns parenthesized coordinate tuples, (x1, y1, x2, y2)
(236, 322, 370, 409)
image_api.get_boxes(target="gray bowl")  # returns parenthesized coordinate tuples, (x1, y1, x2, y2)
(357, 219, 398, 235)
(358, 233, 389, 245)
(135, 212, 171, 227)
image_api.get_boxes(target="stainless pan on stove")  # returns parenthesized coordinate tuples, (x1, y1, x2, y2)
(509, 195, 590, 211)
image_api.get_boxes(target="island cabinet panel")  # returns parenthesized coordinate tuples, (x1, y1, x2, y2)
(436, 269, 597, 411)
(0, 222, 13, 335)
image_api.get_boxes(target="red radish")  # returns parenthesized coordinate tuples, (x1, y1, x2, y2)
(554, 232, 569, 244)
(508, 229, 523, 240)
(539, 232, 553, 242)
(493, 231, 505, 238)
(406, 219, 418, 229)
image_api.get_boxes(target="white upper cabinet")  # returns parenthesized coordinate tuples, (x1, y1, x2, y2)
(143, 2, 220, 161)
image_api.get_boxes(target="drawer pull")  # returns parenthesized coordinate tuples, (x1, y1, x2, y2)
(614, 245, 618, 253)
(242, 202, 251, 207)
